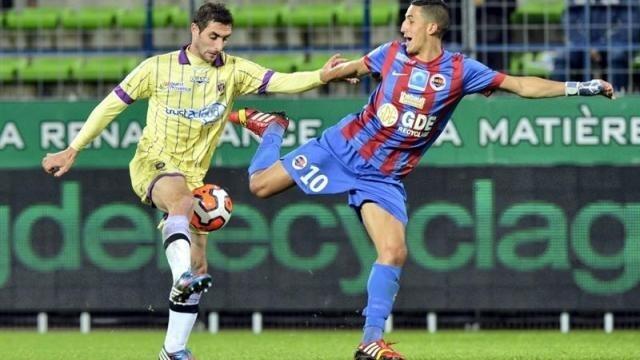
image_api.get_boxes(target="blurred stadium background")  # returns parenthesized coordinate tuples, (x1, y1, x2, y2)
(0, 0, 639, 353)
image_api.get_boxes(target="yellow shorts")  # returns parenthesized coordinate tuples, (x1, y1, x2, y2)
(129, 153, 207, 235)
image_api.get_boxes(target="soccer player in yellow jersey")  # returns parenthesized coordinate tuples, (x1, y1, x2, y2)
(41, 3, 350, 359)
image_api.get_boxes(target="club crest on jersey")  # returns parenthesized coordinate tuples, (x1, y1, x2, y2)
(399, 91, 425, 108)
(376, 103, 399, 127)
(430, 74, 447, 91)
(165, 101, 227, 125)
(292, 155, 308, 170)
(217, 81, 225, 94)
(408, 68, 430, 91)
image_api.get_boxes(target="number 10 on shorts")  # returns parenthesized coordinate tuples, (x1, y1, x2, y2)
(300, 165, 329, 192)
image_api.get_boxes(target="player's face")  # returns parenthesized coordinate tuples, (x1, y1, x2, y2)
(190, 21, 232, 63)
(400, 5, 432, 55)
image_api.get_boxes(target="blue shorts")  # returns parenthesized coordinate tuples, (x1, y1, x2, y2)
(281, 139, 408, 224)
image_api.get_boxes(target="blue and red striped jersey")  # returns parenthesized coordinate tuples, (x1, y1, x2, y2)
(322, 41, 505, 178)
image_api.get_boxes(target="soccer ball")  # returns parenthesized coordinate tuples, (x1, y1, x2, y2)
(190, 184, 233, 232)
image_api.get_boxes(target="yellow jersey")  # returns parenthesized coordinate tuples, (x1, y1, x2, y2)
(70, 44, 325, 183)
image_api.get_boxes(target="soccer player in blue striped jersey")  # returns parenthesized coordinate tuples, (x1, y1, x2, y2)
(41, 3, 350, 359)
(230, 1, 614, 359)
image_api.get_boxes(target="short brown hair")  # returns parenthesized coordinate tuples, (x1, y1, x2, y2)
(193, 2, 233, 32)
(411, 0, 450, 38)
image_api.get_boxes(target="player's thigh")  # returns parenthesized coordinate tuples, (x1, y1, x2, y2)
(360, 202, 407, 266)
(152, 175, 193, 215)
(130, 154, 188, 209)
(190, 232, 208, 274)
(281, 139, 357, 195)
(250, 161, 296, 197)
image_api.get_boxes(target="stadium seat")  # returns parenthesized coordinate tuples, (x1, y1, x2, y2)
(60, 8, 118, 29)
(293, 52, 363, 72)
(288, 3, 335, 27)
(509, 52, 553, 77)
(18, 57, 80, 82)
(168, 6, 190, 27)
(73, 57, 141, 81)
(510, 0, 564, 24)
(252, 54, 300, 73)
(116, 5, 175, 28)
(4, 7, 62, 30)
(231, 4, 284, 28)
(0, 58, 28, 81)
(335, 1, 399, 26)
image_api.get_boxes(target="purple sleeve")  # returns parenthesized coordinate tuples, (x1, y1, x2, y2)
(364, 42, 393, 74)
(462, 57, 505, 95)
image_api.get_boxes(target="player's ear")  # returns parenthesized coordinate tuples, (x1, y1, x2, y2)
(190, 23, 199, 35)
(426, 22, 439, 36)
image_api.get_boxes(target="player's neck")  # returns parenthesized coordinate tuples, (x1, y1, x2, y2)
(414, 41, 443, 63)
(185, 45, 207, 64)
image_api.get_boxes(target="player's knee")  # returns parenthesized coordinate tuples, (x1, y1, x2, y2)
(379, 243, 407, 266)
(249, 178, 273, 199)
(173, 194, 195, 215)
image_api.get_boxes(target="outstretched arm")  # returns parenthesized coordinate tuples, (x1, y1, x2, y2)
(320, 56, 370, 82)
(498, 75, 614, 99)
(263, 54, 368, 94)
(42, 92, 128, 177)
(43, 58, 151, 177)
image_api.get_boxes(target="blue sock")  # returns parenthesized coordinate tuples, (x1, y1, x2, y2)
(362, 263, 402, 344)
(248, 123, 285, 176)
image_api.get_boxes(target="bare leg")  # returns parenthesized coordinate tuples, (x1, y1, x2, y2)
(358, 202, 407, 346)
(249, 161, 296, 198)
(360, 202, 407, 266)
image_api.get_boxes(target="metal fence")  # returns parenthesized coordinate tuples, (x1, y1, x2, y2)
(0, 0, 638, 99)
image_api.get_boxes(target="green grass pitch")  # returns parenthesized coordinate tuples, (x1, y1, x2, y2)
(1, 330, 639, 359)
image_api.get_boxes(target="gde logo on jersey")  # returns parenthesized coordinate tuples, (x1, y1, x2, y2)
(408, 68, 429, 91)
(399, 110, 437, 137)
(377, 103, 437, 138)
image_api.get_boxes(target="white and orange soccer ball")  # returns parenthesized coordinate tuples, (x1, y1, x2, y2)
(190, 184, 233, 232)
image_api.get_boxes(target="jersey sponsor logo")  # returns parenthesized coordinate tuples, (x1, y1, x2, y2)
(391, 71, 408, 77)
(430, 73, 447, 91)
(398, 110, 437, 137)
(376, 103, 399, 127)
(166, 81, 191, 93)
(292, 155, 308, 170)
(165, 102, 227, 125)
(399, 91, 425, 108)
(408, 68, 429, 91)
(191, 76, 209, 85)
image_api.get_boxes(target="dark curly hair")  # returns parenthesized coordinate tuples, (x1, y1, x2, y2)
(193, 2, 233, 32)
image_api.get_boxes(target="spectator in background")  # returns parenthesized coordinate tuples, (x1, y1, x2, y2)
(472, 0, 517, 72)
(1, 0, 13, 10)
(553, 0, 639, 92)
